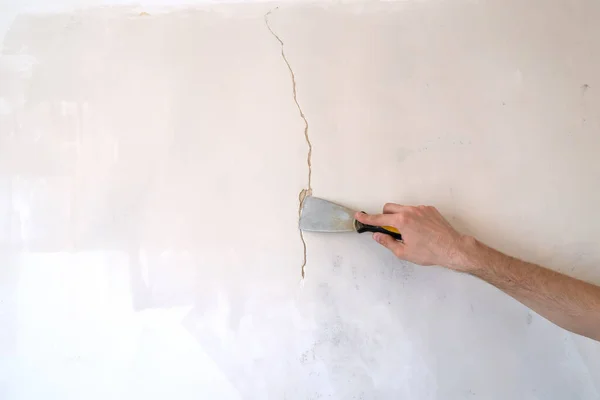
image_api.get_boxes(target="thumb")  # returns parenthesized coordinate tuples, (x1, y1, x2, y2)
(373, 232, 405, 258)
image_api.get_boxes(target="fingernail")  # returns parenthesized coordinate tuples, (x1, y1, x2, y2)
(373, 233, 382, 242)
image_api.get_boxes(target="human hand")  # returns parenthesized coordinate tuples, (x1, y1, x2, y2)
(355, 204, 470, 270)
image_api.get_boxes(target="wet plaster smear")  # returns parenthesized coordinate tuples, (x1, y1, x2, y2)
(1, 2, 600, 399)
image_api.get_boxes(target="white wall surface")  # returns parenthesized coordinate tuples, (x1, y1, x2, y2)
(1, 1, 599, 399)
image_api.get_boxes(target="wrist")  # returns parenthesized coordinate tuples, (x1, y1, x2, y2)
(446, 234, 482, 273)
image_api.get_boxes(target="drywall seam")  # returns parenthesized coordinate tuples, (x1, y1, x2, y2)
(265, 7, 312, 280)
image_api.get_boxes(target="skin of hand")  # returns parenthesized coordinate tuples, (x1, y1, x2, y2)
(355, 203, 600, 341)
(354, 203, 469, 270)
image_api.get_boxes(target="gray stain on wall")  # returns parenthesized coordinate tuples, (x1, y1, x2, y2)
(396, 147, 413, 164)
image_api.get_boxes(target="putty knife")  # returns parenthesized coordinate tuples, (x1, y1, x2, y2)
(299, 196, 403, 241)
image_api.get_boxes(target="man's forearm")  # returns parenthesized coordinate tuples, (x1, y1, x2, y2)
(457, 236, 600, 340)
(355, 206, 600, 341)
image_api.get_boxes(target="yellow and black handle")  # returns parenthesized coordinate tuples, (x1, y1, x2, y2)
(354, 220, 403, 241)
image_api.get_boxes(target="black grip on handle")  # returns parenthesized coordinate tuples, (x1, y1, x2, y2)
(355, 220, 403, 241)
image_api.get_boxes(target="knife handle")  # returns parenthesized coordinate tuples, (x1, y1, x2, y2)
(354, 221, 403, 241)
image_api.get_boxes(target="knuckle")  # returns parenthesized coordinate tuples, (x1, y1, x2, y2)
(395, 213, 406, 224)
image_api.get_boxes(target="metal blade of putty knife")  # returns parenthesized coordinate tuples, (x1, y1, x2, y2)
(299, 196, 356, 233)
(299, 196, 404, 240)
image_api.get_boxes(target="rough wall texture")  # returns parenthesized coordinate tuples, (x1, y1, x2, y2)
(0, 2, 599, 399)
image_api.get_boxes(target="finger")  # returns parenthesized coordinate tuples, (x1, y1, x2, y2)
(354, 212, 396, 227)
(383, 203, 407, 214)
(373, 232, 405, 258)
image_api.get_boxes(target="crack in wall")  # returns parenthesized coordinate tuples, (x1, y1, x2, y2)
(265, 8, 313, 280)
